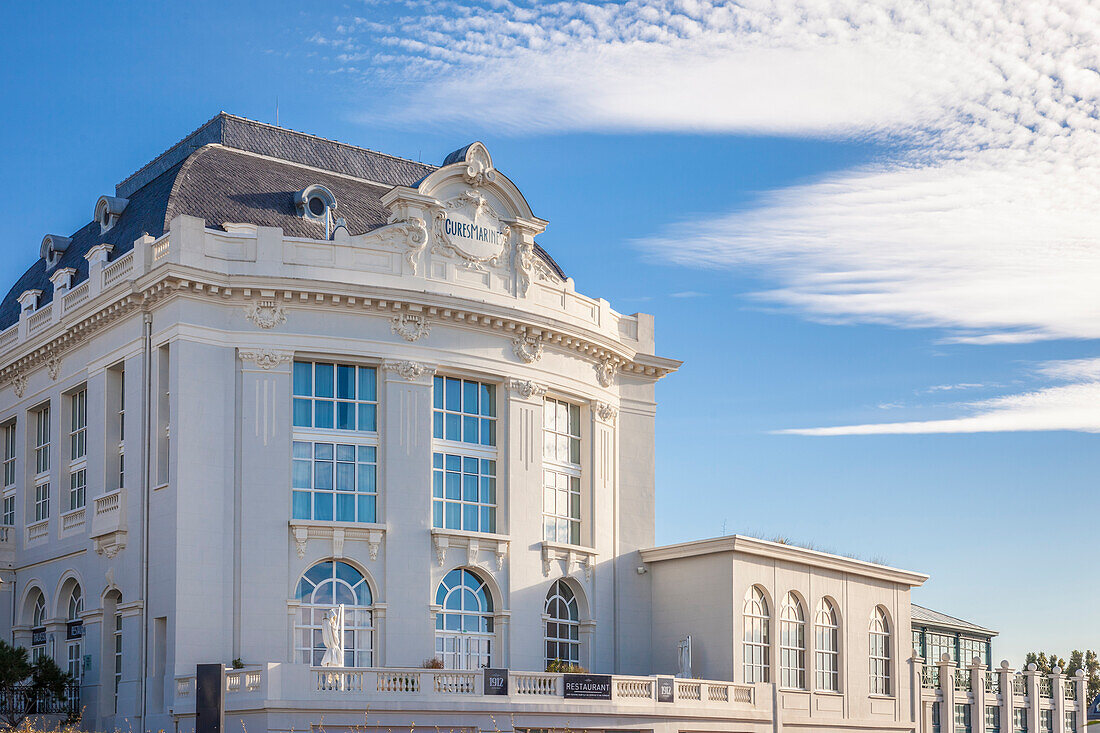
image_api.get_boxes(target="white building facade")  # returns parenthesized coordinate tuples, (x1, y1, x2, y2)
(0, 114, 1085, 733)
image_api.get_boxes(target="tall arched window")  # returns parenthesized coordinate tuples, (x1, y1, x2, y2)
(815, 598, 840, 692)
(294, 561, 374, 667)
(869, 607, 892, 695)
(779, 592, 806, 689)
(544, 580, 580, 668)
(435, 568, 493, 670)
(66, 585, 83, 682)
(30, 592, 47, 661)
(743, 586, 770, 683)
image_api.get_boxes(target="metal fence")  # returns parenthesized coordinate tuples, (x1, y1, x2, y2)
(0, 684, 80, 719)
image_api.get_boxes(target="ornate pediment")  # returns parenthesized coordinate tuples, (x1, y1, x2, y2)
(431, 189, 511, 269)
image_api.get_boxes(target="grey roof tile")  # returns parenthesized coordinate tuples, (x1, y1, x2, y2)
(911, 603, 997, 636)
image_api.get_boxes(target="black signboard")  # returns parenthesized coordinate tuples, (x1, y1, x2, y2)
(483, 668, 508, 695)
(66, 621, 83, 640)
(31, 628, 46, 646)
(563, 673, 612, 700)
(657, 676, 675, 703)
(196, 663, 224, 733)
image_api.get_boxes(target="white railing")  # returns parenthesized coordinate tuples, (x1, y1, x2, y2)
(0, 325, 16, 351)
(512, 672, 560, 696)
(26, 306, 52, 334)
(224, 668, 264, 693)
(614, 676, 653, 699)
(152, 235, 171, 262)
(176, 677, 194, 696)
(26, 520, 48, 543)
(375, 670, 418, 692)
(62, 282, 89, 311)
(433, 671, 476, 694)
(95, 491, 121, 516)
(61, 508, 85, 531)
(677, 680, 701, 700)
(0, 526, 10, 543)
(103, 253, 135, 288)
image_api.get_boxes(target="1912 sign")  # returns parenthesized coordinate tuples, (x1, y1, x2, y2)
(484, 668, 508, 696)
(563, 673, 612, 700)
(657, 676, 675, 703)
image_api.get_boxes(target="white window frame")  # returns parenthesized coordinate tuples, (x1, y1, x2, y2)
(544, 579, 581, 668)
(117, 366, 125, 490)
(67, 390, 87, 513)
(432, 376, 498, 534)
(34, 404, 50, 477)
(293, 560, 374, 667)
(31, 594, 47, 661)
(434, 568, 494, 670)
(113, 612, 122, 713)
(291, 361, 380, 525)
(743, 586, 770, 683)
(814, 598, 840, 692)
(291, 441, 378, 523)
(66, 587, 83, 683)
(2, 422, 15, 527)
(542, 397, 581, 546)
(779, 592, 806, 690)
(869, 607, 892, 696)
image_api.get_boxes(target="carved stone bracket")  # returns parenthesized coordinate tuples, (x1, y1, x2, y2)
(290, 522, 384, 561)
(10, 373, 26, 398)
(592, 400, 618, 424)
(46, 357, 62, 381)
(541, 542, 596, 582)
(432, 529, 508, 571)
(594, 357, 618, 388)
(507, 378, 547, 401)
(238, 349, 293, 370)
(512, 334, 544, 363)
(382, 360, 435, 382)
(245, 299, 287, 329)
(93, 532, 128, 559)
(391, 313, 431, 342)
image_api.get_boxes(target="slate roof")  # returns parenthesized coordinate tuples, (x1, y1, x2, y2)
(911, 603, 997, 636)
(1, 113, 566, 332)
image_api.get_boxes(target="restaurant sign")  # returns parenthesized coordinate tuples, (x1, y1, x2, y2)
(563, 673, 612, 700)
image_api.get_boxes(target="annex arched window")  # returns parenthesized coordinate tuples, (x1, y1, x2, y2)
(743, 585, 770, 683)
(544, 580, 580, 668)
(294, 561, 374, 667)
(435, 568, 493, 670)
(814, 598, 840, 692)
(66, 585, 84, 682)
(779, 592, 806, 689)
(869, 606, 892, 695)
(28, 590, 48, 661)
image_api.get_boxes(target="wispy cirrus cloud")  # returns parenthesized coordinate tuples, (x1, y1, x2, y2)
(307, 1, 1100, 433)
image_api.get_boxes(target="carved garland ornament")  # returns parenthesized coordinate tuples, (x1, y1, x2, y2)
(391, 313, 431, 342)
(239, 350, 293, 370)
(594, 357, 618, 388)
(10, 373, 27, 398)
(245, 299, 287, 329)
(507, 379, 547, 400)
(46, 357, 62, 381)
(593, 401, 618, 424)
(382, 360, 434, 381)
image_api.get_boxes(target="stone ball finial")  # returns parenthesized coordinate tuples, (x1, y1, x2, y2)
(973, 656, 982, 666)
(1001, 660, 1010, 669)
(941, 653, 952, 662)
(1053, 666, 1062, 675)
(1077, 669, 1086, 677)
(1027, 663, 1037, 671)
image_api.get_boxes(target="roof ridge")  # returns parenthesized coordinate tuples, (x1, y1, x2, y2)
(116, 112, 224, 192)
(219, 113, 437, 172)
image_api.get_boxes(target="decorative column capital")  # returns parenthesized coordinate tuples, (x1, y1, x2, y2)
(506, 378, 547, 401)
(381, 359, 436, 383)
(591, 400, 618, 424)
(237, 348, 294, 371)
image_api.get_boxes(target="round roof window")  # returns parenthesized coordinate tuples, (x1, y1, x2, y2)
(308, 196, 327, 216)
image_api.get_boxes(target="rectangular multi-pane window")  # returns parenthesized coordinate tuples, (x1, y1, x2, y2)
(291, 442, 377, 522)
(34, 483, 49, 522)
(432, 454, 496, 532)
(433, 376, 496, 446)
(927, 632, 956, 666)
(986, 706, 1000, 733)
(956, 705, 972, 733)
(2, 496, 13, 526)
(1014, 708, 1028, 733)
(932, 702, 942, 733)
(113, 613, 123, 712)
(34, 405, 50, 475)
(1039, 710, 1052, 733)
(1065, 712, 1076, 733)
(69, 390, 86, 461)
(2, 423, 14, 489)
(293, 362, 378, 432)
(68, 469, 86, 511)
(960, 637, 988, 667)
(543, 398, 581, 545)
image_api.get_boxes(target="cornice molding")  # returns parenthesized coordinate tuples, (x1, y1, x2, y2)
(0, 269, 679, 389)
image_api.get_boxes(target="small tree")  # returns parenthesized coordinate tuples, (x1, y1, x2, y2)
(0, 640, 33, 728)
(1024, 649, 1099, 701)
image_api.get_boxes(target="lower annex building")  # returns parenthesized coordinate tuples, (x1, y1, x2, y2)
(0, 114, 1086, 733)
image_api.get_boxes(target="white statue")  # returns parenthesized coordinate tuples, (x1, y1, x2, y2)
(320, 605, 345, 667)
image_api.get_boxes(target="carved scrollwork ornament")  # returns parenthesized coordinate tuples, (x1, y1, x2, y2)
(463, 144, 496, 187)
(391, 313, 431, 342)
(238, 350, 293, 370)
(382, 360, 434, 382)
(46, 357, 62, 381)
(374, 217, 428, 274)
(10, 373, 27, 398)
(507, 379, 547, 400)
(245, 299, 287, 329)
(514, 239, 535, 296)
(512, 334, 544, 364)
(593, 401, 618, 424)
(594, 357, 617, 388)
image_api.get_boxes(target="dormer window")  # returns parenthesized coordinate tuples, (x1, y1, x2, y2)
(95, 196, 129, 234)
(295, 184, 337, 223)
(40, 235, 72, 271)
(18, 290, 42, 314)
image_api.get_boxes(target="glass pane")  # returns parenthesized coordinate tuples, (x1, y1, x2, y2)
(445, 378, 461, 411)
(481, 384, 495, 417)
(335, 493, 355, 521)
(359, 368, 376, 402)
(445, 414, 461, 441)
(463, 381, 479, 414)
(293, 362, 312, 396)
(292, 460, 311, 489)
(463, 504, 477, 530)
(481, 419, 495, 446)
(336, 462, 355, 491)
(293, 399, 312, 427)
(292, 491, 311, 519)
(433, 377, 444, 408)
(337, 365, 355, 399)
(358, 496, 376, 523)
(314, 493, 333, 521)
(433, 412, 443, 439)
(358, 464, 376, 493)
(315, 363, 334, 398)
(314, 462, 333, 490)
(358, 404, 376, 432)
(314, 400, 334, 429)
(463, 415, 478, 443)
(336, 402, 355, 430)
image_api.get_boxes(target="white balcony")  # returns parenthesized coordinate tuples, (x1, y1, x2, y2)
(89, 490, 127, 558)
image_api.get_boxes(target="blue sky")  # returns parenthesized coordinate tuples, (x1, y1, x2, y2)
(2, 1, 1097, 663)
